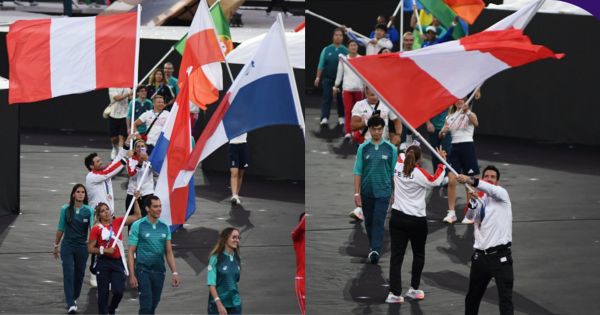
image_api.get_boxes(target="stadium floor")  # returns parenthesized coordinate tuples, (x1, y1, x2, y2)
(0, 131, 303, 314)
(305, 95, 600, 315)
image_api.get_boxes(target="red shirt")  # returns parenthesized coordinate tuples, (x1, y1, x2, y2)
(89, 217, 125, 259)
(291, 215, 305, 315)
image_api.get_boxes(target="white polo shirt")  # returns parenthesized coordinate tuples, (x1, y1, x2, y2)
(351, 99, 398, 140)
(138, 110, 169, 145)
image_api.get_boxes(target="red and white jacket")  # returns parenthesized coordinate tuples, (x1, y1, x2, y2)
(392, 153, 446, 217)
(85, 148, 127, 215)
(125, 155, 154, 196)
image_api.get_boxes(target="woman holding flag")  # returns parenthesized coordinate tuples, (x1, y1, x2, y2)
(88, 194, 142, 315)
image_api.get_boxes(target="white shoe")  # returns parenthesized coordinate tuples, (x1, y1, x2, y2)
(68, 305, 77, 314)
(442, 211, 457, 224)
(89, 274, 97, 288)
(338, 117, 345, 125)
(461, 217, 474, 224)
(110, 147, 117, 159)
(349, 207, 364, 221)
(320, 118, 328, 125)
(405, 287, 425, 300)
(385, 292, 404, 303)
(230, 195, 241, 205)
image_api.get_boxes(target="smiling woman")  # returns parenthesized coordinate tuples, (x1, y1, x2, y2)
(207, 227, 243, 315)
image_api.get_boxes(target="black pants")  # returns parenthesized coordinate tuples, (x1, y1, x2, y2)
(465, 249, 514, 315)
(389, 210, 428, 295)
(96, 257, 126, 315)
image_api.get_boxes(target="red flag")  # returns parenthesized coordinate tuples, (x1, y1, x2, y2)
(347, 29, 563, 128)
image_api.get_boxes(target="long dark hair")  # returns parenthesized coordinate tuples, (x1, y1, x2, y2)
(67, 184, 88, 224)
(403, 145, 422, 177)
(209, 227, 241, 266)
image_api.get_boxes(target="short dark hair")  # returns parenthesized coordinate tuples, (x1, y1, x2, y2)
(145, 195, 161, 209)
(482, 165, 500, 180)
(333, 27, 344, 35)
(375, 24, 387, 32)
(367, 116, 385, 128)
(136, 85, 147, 93)
(152, 94, 164, 101)
(84, 152, 98, 171)
(347, 39, 358, 46)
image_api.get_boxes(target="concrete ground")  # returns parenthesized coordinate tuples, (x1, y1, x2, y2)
(0, 131, 303, 314)
(305, 95, 600, 315)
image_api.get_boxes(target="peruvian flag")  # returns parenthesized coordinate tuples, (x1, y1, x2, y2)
(178, 0, 224, 110)
(7, 12, 137, 105)
(346, 29, 563, 128)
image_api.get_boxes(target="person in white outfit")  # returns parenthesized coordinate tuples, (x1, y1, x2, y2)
(107, 88, 132, 159)
(345, 24, 393, 56)
(334, 40, 364, 140)
(124, 138, 154, 220)
(386, 145, 446, 304)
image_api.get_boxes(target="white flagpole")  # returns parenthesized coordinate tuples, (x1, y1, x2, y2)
(205, 0, 234, 83)
(413, 0, 423, 33)
(130, 4, 142, 145)
(305, 10, 371, 40)
(388, 0, 403, 28)
(339, 55, 478, 193)
(111, 162, 151, 247)
(399, 0, 404, 51)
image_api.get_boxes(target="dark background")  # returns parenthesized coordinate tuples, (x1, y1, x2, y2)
(0, 89, 19, 216)
(306, 1, 600, 146)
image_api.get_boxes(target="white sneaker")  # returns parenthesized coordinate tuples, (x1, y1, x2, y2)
(442, 211, 457, 224)
(461, 217, 474, 224)
(385, 292, 404, 303)
(68, 305, 77, 314)
(349, 207, 364, 221)
(338, 117, 345, 125)
(405, 287, 425, 300)
(110, 147, 117, 159)
(320, 117, 328, 125)
(230, 195, 241, 205)
(89, 274, 97, 288)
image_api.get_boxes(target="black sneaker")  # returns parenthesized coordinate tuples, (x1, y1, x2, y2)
(368, 250, 380, 264)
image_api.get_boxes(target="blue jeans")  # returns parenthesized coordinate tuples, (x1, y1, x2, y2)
(136, 268, 165, 315)
(428, 130, 452, 172)
(208, 301, 242, 314)
(320, 77, 344, 120)
(361, 195, 390, 253)
(97, 257, 126, 314)
(60, 244, 89, 308)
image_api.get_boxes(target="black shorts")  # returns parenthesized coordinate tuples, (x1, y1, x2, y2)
(449, 141, 480, 176)
(229, 143, 248, 169)
(108, 117, 128, 138)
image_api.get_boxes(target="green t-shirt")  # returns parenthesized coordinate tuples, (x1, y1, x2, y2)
(207, 252, 241, 308)
(317, 44, 348, 80)
(57, 204, 94, 247)
(430, 108, 449, 130)
(354, 139, 398, 198)
(127, 98, 153, 133)
(129, 216, 172, 272)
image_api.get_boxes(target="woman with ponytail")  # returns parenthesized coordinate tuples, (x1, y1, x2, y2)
(207, 227, 243, 314)
(53, 184, 94, 314)
(385, 145, 447, 304)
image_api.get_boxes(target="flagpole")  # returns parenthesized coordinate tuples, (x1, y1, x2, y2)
(277, 13, 305, 137)
(339, 55, 477, 193)
(111, 162, 151, 247)
(209, 0, 221, 10)
(399, 0, 404, 52)
(413, 0, 423, 33)
(388, 0, 403, 28)
(305, 10, 371, 40)
(139, 47, 175, 85)
(131, 4, 142, 145)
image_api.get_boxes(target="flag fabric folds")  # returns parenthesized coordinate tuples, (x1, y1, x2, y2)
(7, 12, 137, 104)
(417, 0, 466, 38)
(173, 16, 304, 190)
(443, 0, 485, 25)
(149, 81, 196, 229)
(211, 2, 234, 55)
(178, 0, 224, 110)
(346, 29, 563, 129)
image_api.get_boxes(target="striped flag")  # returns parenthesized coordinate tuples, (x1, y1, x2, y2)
(149, 81, 196, 229)
(346, 29, 563, 129)
(173, 16, 304, 190)
(178, 0, 224, 110)
(7, 12, 137, 104)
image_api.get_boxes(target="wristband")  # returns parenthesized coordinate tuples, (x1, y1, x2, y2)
(214, 297, 220, 302)
(354, 193, 360, 196)
(100, 246, 104, 255)
(53, 243, 59, 248)
(172, 272, 179, 276)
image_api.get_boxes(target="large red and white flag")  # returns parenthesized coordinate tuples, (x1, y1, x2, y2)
(178, 0, 224, 110)
(346, 29, 563, 128)
(7, 12, 137, 104)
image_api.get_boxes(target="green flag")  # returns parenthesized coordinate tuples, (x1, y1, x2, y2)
(174, 2, 232, 56)
(417, 0, 465, 39)
(174, 34, 187, 55)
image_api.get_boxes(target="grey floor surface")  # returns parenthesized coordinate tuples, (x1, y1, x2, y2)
(305, 99, 600, 315)
(0, 131, 303, 314)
